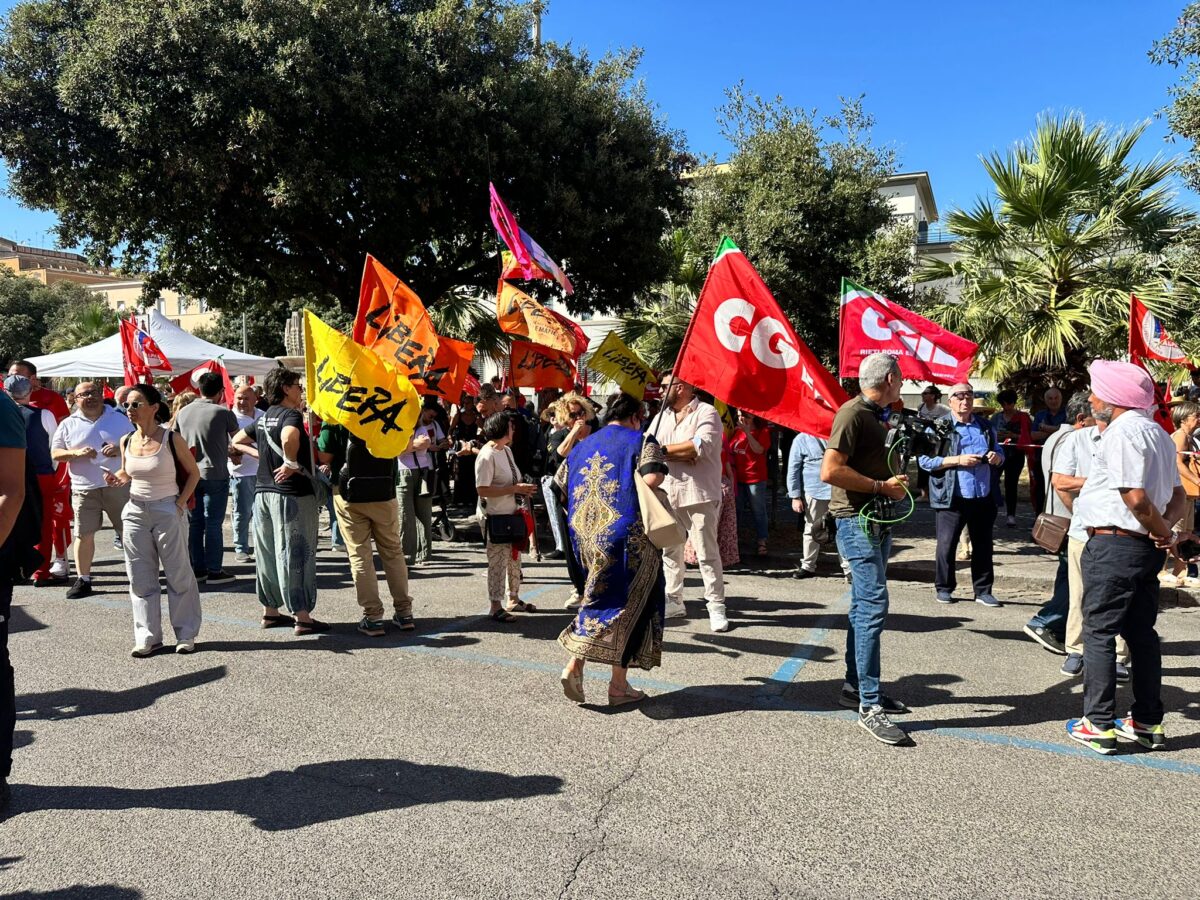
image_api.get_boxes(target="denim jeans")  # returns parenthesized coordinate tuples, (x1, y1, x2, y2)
(188, 477, 230, 575)
(835, 518, 892, 710)
(1027, 551, 1069, 637)
(541, 475, 567, 553)
(230, 475, 256, 555)
(738, 481, 769, 542)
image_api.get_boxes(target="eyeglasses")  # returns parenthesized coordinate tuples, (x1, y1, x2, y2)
(951, 391, 975, 400)
(76, 390, 98, 398)
(121, 400, 146, 410)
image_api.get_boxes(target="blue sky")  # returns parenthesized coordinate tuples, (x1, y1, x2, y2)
(0, 0, 1194, 249)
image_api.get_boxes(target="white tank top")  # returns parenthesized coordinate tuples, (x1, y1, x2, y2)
(125, 429, 179, 502)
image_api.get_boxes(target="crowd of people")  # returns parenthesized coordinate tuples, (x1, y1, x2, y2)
(1, 348, 1194, 811)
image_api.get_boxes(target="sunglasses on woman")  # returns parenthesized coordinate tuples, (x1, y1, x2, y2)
(121, 400, 147, 410)
(569, 409, 588, 420)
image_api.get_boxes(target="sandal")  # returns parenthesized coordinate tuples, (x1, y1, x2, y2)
(507, 599, 537, 613)
(608, 686, 647, 706)
(261, 613, 295, 629)
(489, 607, 518, 623)
(561, 666, 585, 703)
(756, 541, 768, 556)
(293, 619, 330, 636)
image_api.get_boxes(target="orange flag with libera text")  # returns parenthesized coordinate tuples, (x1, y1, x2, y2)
(411, 336, 476, 402)
(496, 281, 577, 354)
(353, 254, 441, 378)
(510, 340, 576, 391)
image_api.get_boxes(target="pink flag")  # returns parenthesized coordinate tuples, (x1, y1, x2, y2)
(488, 183, 574, 295)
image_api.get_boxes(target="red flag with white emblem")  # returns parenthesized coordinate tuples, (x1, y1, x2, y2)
(675, 237, 847, 439)
(839, 279, 976, 384)
(1129, 294, 1188, 365)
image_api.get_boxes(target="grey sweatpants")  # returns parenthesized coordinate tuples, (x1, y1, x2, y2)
(122, 497, 202, 647)
(255, 492, 318, 614)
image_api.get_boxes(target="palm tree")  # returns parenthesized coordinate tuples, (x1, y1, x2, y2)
(618, 228, 705, 370)
(429, 288, 510, 367)
(41, 300, 120, 353)
(917, 113, 1198, 390)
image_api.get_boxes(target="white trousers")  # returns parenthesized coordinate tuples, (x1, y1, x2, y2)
(123, 497, 202, 647)
(663, 500, 724, 605)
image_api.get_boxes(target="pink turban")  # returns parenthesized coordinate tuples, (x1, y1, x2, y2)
(1089, 359, 1154, 410)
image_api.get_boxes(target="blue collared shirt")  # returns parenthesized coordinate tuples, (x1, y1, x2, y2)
(919, 417, 1003, 500)
(787, 432, 830, 501)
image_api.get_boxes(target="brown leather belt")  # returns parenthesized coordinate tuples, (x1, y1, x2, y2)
(1086, 526, 1152, 541)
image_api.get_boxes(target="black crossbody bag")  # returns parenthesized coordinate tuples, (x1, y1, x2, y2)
(483, 445, 528, 544)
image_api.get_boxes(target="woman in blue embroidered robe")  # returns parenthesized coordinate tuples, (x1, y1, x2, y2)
(558, 393, 668, 705)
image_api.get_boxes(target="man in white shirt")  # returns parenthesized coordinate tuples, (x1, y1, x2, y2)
(50, 381, 134, 599)
(228, 384, 263, 563)
(1066, 360, 1184, 755)
(650, 374, 728, 633)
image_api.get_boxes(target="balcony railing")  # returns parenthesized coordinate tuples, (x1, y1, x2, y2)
(916, 225, 958, 245)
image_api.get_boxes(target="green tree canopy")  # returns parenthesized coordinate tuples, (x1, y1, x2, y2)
(687, 88, 915, 362)
(0, 0, 686, 318)
(41, 299, 119, 354)
(917, 113, 1196, 389)
(0, 269, 103, 363)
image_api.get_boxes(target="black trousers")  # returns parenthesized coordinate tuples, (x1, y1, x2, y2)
(1081, 535, 1165, 729)
(934, 496, 996, 596)
(1, 581, 13, 780)
(1000, 451, 1025, 517)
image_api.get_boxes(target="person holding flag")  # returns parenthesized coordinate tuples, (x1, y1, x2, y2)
(820, 353, 912, 746)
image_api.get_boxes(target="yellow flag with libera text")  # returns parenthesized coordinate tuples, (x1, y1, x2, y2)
(587, 331, 654, 401)
(303, 310, 421, 458)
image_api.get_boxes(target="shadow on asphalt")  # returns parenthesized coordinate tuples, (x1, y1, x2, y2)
(7, 605, 48, 634)
(4, 887, 143, 899)
(7, 760, 564, 831)
(17, 667, 228, 722)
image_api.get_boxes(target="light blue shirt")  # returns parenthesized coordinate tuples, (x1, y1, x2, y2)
(919, 417, 1003, 500)
(787, 432, 829, 501)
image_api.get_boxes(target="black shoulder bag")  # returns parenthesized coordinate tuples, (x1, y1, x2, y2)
(483, 445, 529, 544)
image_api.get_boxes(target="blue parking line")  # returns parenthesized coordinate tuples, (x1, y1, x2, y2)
(764, 590, 850, 687)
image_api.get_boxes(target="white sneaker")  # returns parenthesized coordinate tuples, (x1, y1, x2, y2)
(50, 557, 69, 578)
(664, 599, 687, 620)
(707, 601, 729, 633)
(1006, 515, 1017, 527)
(564, 592, 581, 610)
(175, 640, 195, 654)
(130, 642, 162, 658)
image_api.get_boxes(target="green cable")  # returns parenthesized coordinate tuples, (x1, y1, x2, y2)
(856, 438, 917, 539)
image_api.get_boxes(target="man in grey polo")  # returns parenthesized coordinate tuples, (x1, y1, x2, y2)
(1066, 360, 1184, 755)
(50, 380, 133, 599)
(174, 372, 239, 584)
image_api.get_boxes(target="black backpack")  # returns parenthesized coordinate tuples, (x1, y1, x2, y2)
(338, 433, 397, 504)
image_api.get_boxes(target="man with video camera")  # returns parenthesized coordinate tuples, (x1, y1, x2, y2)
(820, 353, 911, 746)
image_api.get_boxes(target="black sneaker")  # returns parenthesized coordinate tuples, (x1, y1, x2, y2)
(206, 570, 236, 585)
(1023, 624, 1067, 655)
(0, 778, 8, 813)
(357, 617, 387, 637)
(1115, 660, 1131, 684)
(840, 684, 910, 715)
(794, 568, 816, 580)
(545, 549, 565, 560)
(65, 578, 92, 600)
(936, 591, 955, 604)
(858, 705, 908, 745)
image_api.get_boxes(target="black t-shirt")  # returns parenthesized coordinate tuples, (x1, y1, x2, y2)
(827, 395, 893, 518)
(252, 405, 314, 496)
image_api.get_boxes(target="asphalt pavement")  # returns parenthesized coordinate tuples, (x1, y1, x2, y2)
(3, 507, 1199, 899)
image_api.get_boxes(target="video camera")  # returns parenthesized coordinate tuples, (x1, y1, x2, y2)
(884, 409, 955, 466)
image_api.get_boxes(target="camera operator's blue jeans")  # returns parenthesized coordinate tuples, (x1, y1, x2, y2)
(835, 518, 892, 710)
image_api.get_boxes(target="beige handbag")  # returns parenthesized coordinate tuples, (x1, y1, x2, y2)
(635, 471, 687, 549)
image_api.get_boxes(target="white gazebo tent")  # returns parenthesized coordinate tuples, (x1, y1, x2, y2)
(26, 308, 280, 379)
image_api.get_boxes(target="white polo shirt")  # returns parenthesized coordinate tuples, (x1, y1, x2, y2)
(51, 406, 135, 490)
(1074, 411, 1179, 536)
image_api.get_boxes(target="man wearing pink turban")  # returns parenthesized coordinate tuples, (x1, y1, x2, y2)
(1066, 360, 1185, 754)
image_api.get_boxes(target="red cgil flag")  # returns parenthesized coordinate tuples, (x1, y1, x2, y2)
(170, 359, 235, 406)
(839, 279, 976, 384)
(119, 317, 172, 385)
(675, 237, 847, 439)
